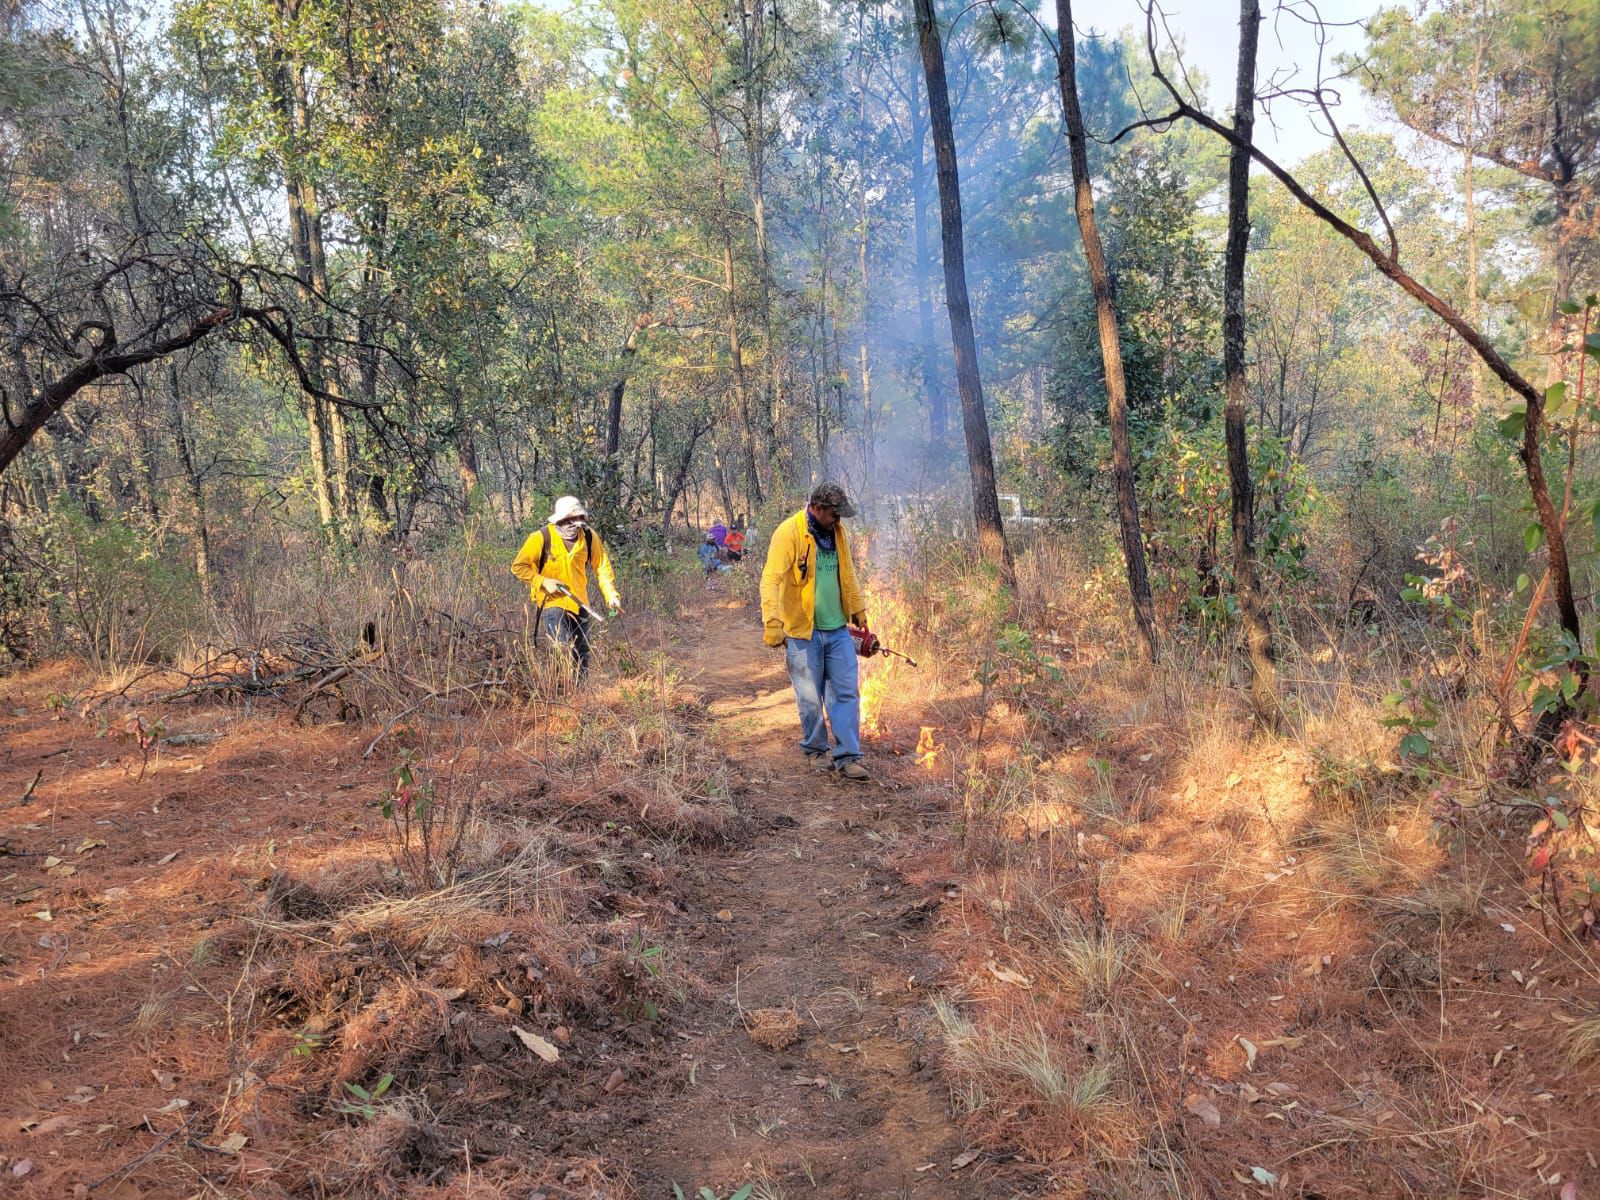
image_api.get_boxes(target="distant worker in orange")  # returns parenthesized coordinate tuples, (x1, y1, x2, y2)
(760, 482, 871, 781)
(511, 495, 621, 679)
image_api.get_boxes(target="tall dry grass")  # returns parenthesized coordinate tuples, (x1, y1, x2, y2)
(860, 521, 1598, 1193)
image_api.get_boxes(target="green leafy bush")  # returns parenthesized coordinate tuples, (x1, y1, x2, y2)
(8, 505, 202, 672)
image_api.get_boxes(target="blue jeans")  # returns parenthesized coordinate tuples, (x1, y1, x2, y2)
(541, 607, 591, 679)
(785, 626, 861, 763)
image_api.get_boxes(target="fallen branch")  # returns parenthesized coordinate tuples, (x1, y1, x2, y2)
(85, 1111, 198, 1191)
(159, 663, 325, 702)
(292, 665, 354, 724)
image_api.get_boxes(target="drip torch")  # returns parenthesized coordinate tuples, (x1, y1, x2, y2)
(848, 624, 918, 667)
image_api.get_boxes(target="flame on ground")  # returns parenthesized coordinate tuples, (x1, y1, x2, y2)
(861, 669, 888, 737)
(855, 587, 910, 741)
(915, 725, 944, 768)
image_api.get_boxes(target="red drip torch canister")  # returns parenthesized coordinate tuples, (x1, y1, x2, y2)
(848, 625, 881, 658)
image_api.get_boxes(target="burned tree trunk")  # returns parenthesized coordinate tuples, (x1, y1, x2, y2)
(1052, 0, 1158, 661)
(908, 68, 948, 445)
(1223, 0, 1281, 726)
(1139, 12, 1584, 700)
(911, 0, 1013, 587)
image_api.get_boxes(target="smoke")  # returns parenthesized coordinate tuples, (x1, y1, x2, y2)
(768, 4, 1143, 519)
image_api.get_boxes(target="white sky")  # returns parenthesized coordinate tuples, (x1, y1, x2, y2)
(1079, 0, 1385, 164)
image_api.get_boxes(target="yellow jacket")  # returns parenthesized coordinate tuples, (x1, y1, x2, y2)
(511, 525, 620, 616)
(760, 509, 866, 645)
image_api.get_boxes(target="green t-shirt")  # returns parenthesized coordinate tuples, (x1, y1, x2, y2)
(813, 544, 846, 631)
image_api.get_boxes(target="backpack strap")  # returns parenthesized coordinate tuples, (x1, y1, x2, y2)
(536, 525, 593, 574)
(535, 525, 554, 574)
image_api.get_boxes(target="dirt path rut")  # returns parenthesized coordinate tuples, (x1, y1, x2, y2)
(601, 601, 992, 1199)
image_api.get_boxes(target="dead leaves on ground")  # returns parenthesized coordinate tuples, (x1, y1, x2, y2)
(512, 1027, 561, 1063)
(983, 960, 1031, 988)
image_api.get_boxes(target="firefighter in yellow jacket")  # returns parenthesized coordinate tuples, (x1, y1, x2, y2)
(511, 495, 621, 679)
(760, 482, 871, 781)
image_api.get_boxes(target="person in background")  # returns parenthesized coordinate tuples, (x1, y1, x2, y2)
(759, 482, 870, 781)
(724, 525, 746, 563)
(510, 495, 621, 679)
(698, 531, 725, 581)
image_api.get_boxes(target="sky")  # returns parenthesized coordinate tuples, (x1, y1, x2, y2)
(1077, 0, 1386, 164)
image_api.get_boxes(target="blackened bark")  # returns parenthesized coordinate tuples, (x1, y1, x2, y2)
(909, 67, 947, 443)
(605, 312, 650, 463)
(166, 364, 212, 598)
(912, 0, 1013, 586)
(0, 308, 233, 477)
(1222, 0, 1280, 726)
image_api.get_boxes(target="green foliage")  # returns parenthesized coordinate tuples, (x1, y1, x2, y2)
(1379, 681, 1438, 764)
(1139, 415, 1314, 627)
(1051, 138, 1224, 445)
(20, 506, 202, 673)
(337, 1073, 395, 1119)
(672, 1185, 753, 1200)
(1527, 630, 1588, 720)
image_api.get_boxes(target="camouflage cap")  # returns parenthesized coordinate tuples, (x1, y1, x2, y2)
(808, 481, 857, 519)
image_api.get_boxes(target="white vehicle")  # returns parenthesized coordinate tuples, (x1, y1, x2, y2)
(997, 492, 1050, 528)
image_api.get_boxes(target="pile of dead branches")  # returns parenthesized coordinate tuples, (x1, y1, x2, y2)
(85, 598, 555, 742)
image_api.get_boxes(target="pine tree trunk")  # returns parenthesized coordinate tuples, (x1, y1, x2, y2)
(1222, 0, 1280, 726)
(908, 72, 948, 445)
(1051, 0, 1157, 659)
(709, 119, 764, 507)
(1463, 22, 1484, 410)
(166, 364, 212, 599)
(912, 0, 1013, 586)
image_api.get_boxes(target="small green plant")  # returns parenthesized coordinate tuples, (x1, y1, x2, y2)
(1400, 517, 1473, 634)
(624, 933, 684, 1019)
(1526, 631, 1588, 721)
(292, 1026, 323, 1058)
(1380, 681, 1437, 762)
(338, 1073, 395, 1119)
(114, 712, 166, 780)
(375, 727, 473, 891)
(672, 1185, 753, 1200)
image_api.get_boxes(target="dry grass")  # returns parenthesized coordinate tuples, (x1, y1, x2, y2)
(931, 996, 1128, 1152)
(330, 838, 566, 947)
(868, 527, 1600, 1194)
(1563, 1011, 1600, 1065)
(1032, 902, 1133, 1006)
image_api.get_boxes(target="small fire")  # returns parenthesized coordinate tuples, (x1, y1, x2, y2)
(856, 585, 911, 741)
(860, 669, 889, 737)
(915, 725, 944, 768)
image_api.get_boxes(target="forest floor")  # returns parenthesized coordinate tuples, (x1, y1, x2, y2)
(2, 586, 1598, 1198)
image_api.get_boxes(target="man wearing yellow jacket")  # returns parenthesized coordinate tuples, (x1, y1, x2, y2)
(511, 495, 622, 679)
(761, 482, 871, 781)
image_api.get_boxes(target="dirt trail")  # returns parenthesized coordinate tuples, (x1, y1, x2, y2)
(0, 599, 1007, 1199)
(606, 600, 990, 1199)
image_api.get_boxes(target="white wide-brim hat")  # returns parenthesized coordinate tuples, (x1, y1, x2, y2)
(548, 495, 588, 524)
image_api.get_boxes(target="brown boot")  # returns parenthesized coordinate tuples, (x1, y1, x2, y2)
(838, 759, 870, 782)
